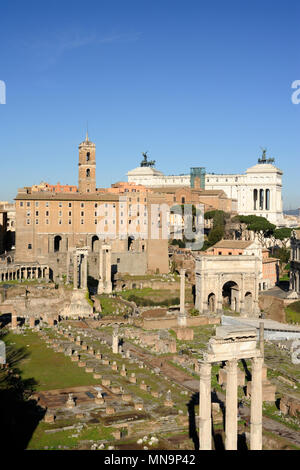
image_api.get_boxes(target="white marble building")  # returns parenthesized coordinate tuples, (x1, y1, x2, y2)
(127, 158, 284, 226)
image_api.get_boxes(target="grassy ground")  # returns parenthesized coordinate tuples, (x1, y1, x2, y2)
(285, 301, 300, 324)
(95, 295, 131, 316)
(118, 287, 193, 307)
(27, 421, 115, 450)
(4, 331, 101, 391)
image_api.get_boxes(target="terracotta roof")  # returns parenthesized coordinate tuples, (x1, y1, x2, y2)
(15, 191, 120, 202)
(263, 257, 279, 263)
(208, 240, 254, 249)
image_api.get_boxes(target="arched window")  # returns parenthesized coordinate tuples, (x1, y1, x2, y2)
(86, 152, 90, 161)
(181, 197, 185, 204)
(253, 189, 258, 210)
(91, 235, 99, 252)
(265, 189, 270, 210)
(259, 189, 264, 210)
(86, 168, 90, 177)
(54, 235, 62, 252)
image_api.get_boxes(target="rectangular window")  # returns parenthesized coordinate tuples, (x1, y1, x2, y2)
(45, 211, 49, 216)
(81, 203, 84, 208)
(35, 211, 39, 216)
(26, 202, 30, 207)
(28, 244, 32, 249)
(26, 211, 31, 217)
(95, 220, 97, 225)
(35, 201, 39, 207)
(68, 211, 72, 217)
(26, 219, 30, 225)
(46, 219, 49, 224)
(68, 202, 72, 207)
(81, 211, 84, 217)
(59, 211, 62, 217)
(59, 202, 62, 207)
(68, 219, 72, 225)
(117, 258, 120, 263)
(46, 202, 49, 207)
(94, 211, 97, 217)
(20, 201, 24, 207)
(58, 219, 62, 225)
(81, 219, 84, 224)
(35, 219, 38, 224)
(94, 203, 98, 208)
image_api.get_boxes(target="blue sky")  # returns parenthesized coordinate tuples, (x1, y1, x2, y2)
(1, 0, 300, 208)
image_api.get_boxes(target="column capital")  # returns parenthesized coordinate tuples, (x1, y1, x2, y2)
(226, 358, 238, 370)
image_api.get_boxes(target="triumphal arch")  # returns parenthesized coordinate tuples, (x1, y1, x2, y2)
(195, 255, 260, 317)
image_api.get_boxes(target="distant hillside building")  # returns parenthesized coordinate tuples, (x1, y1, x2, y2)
(127, 151, 284, 225)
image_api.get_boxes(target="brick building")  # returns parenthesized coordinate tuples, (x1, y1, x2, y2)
(14, 134, 169, 283)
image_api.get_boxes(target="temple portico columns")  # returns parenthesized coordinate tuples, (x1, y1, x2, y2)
(225, 359, 238, 450)
(199, 361, 212, 450)
(250, 357, 263, 450)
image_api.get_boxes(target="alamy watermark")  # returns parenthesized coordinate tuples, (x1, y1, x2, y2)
(291, 80, 300, 104)
(0, 340, 6, 364)
(0, 80, 6, 104)
(94, 201, 205, 250)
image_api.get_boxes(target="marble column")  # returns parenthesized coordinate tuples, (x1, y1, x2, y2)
(66, 251, 70, 283)
(112, 328, 119, 354)
(199, 361, 212, 450)
(81, 254, 87, 289)
(225, 359, 238, 450)
(180, 268, 186, 314)
(98, 247, 104, 294)
(105, 247, 112, 293)
(250, 357, 263, 450)
(259, 322, 264, 358)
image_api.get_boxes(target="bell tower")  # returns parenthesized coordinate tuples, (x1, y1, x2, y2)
(78, 131, 96, 193)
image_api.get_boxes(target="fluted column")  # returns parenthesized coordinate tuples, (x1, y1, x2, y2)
(199, 361, 212, 450)
(250, 357, 263, 450)
(225, 359, 238, 450)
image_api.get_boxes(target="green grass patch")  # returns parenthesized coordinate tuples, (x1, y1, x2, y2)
(285, 301, 300, 324)
(4, 331, 102, 391)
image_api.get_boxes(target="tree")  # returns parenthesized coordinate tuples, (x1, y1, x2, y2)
(207, 226, 224, 246)
(236, 215, 275, 246)
(273, 228, 292, 249)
